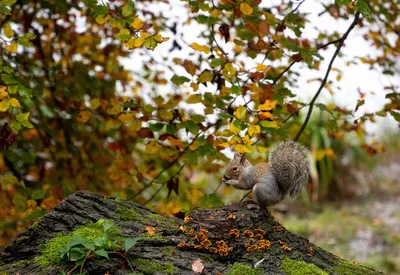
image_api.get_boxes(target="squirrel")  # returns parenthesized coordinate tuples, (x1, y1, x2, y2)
(222, 141, 310, 207)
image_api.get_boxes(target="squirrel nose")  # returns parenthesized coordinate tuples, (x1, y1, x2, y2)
(222, 175, 230, 183)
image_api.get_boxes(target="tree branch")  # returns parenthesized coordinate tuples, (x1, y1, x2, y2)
(294, 12, 361, 142)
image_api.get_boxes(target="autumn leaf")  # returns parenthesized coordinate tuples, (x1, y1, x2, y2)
(77, 110, 91, 123)
(118, 112, 134, 124)
(256, 64, 269, 71)
(248, 125, 260, 137)
(131, 17, 144, 30)
(5, 41, 18, 53)
(192, 259, 205, 274)
(235, 106, 246, 120)
(3, 23, 14, 38)
(240, 3, 253, 16)
(8, 98, 21, 108)
(258, 100, 277, 111)
(229, 123, 241, 135)
(190, 42, 210, 54)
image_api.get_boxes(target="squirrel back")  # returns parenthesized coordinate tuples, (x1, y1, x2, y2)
(268, 141, 310, 198)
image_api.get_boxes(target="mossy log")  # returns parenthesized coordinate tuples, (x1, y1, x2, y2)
(0, 191, 383, 275)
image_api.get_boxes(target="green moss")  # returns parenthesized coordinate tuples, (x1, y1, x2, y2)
(35, 220, 120, 267)
(139, 232, 168, 241)
(134, 258, 178, 274)
(226, 263, 264, 275)
(117, 207, 144, 222)
(162, 246, 175, 257)
(147, 213, 179, 230)
(280, 257, 328, 275)
(335, 259, 380, 275)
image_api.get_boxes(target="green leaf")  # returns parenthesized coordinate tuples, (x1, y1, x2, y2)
(210, 58, 224, 68)
(171, 75, 190, 85)
(144, 37, 157, 50)
(357, 0, 371, 17)
(148, 123, 164, 132)
(25, 209, 47, 220)
(117, 28, 131, 40)
(389, 111, 400, 122)
(334, 0, 352, 5)
(186, 151, 198, 165)
(231, 86, 241, 95)
(9, 121, 21, 133)
(31, 189, 46, 200)
(2, 174, 18, 185)
(0, 5, 11, 15)
(12, 194, 27, 211)
(17, 37, 33, 47)
(186, 120, 199, 134)
(95, 249, 109, 259)
(122, 2, 135, 17)
(124, 237, 140, 252)
(102, 220, 114, 231)
(16, 112, 30, 123)
(2, 74, 18, 84)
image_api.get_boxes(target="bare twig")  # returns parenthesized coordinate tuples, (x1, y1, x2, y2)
(143, 162, 186, 205)
(294, 12, 361, 142)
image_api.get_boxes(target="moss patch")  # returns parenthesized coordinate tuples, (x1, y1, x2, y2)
(147, 213, 179, 230)
(117, 207, 144, 222)
(35, 220, 120, 267)
(280, 257, 328, 275)
(134, 258, 177, 274)
(335, 259, 380, 275)
(226, 262, 264, 275)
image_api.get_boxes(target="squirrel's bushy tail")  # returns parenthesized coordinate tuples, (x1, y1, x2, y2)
(268, 141, 310, 197)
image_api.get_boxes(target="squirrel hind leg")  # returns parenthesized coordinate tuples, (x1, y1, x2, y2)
(253, 182, 283, 208)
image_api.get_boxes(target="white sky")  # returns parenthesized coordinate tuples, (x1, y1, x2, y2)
(123, 0, 399, 136)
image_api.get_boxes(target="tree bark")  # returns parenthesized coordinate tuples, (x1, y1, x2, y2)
(0, 191, 383, 275)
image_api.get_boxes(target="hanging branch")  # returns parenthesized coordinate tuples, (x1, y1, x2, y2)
(294, 11, 361, 142)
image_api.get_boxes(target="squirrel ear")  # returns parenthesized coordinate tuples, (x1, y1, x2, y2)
(240, 154, 247, 164)
(233, 153, 241, 159)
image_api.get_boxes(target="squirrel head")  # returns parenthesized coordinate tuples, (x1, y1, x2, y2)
(222, 153, 251, 184)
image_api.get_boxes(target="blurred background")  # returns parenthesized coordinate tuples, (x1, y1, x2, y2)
(0, 0, 399, 274)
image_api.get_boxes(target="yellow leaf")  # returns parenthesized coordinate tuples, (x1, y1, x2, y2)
(3, 23, 14, 38)
(159, 109, 174, 121)
(190, 82, 199, 91)
(240, 3, 253, 16)
(5, 41, 18, 53)
(77, 110, 91, 123)
(234, 144, 252, 153)
(258, 99, 277, 111)
(229, 123, 241, 135)
(0, 100, 9, 112)
(224, 63, 237, 78)
(90, 98, 100, 110)
(118, 112, 134, 124)
(256, 64, 269, 71)
(145, 141, 158, 154)
(248, 125, 260, 137)
(106, 99, 121, 115)
(8, 98, 20, 108)
(257, 145, 268, 153)
(131, 17, 144, 30)
(259, 111, 273, 120)
(95, 15, 109, 24)
(260, 120, 279, 128)
(190, 42, 210, 54)
(134, 37, 145, 48)
(0, 86, 8, 99)
(235, 106, 246, 120)
(140, 31, 152, 38)
(130, 119, 142, 131)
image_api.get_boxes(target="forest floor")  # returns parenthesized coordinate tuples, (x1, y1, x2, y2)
(275, 152, 400, 275)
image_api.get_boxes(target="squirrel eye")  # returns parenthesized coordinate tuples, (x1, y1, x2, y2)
(233, 167, 238, 171)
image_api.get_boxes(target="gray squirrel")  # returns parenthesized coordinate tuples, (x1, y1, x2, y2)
(222, 141, 310, 207)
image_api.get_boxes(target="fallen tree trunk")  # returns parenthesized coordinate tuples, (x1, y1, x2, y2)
(0, 191, 383, 275)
